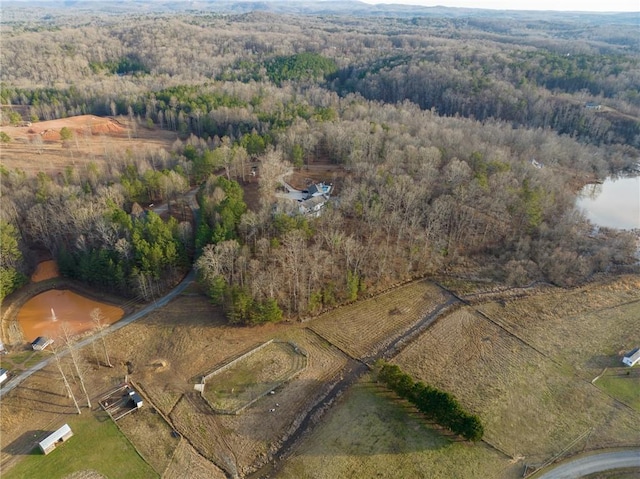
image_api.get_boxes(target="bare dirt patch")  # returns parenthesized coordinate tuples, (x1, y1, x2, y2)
(0, 115, 177, 176)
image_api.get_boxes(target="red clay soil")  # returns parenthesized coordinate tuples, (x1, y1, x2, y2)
(23, 115, 126, 141)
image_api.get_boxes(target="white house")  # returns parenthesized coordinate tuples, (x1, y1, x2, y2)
(622, 347, 640, 367)
(39, 424, 73, 455)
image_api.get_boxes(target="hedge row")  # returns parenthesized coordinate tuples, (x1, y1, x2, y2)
(377, 362, 484, 442)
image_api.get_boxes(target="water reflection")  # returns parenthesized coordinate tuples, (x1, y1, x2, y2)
(577, 176, 640, 230)
(17, 289, 124, 343)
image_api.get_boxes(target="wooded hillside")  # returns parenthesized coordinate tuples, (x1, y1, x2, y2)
(1, 3, 638, 318)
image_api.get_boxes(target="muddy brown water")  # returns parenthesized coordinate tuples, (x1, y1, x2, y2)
(17, 289, 124, 343)
(31, 260, 59, 282)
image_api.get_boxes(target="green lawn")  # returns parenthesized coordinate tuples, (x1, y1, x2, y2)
(277, 377, 516, 479)
(595, 371, 640, 411)
(4, 411, 158, 479)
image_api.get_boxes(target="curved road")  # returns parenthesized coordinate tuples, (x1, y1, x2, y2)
(0, 269, 195, 399)
(534, 450, 640, 479)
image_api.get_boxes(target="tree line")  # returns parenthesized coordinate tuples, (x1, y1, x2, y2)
(377, 361, 484, 442)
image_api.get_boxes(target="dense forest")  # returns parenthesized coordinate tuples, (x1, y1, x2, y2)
(1, 2, 638, 321)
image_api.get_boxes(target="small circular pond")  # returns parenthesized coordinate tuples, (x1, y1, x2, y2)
(17, 289, 124, 343)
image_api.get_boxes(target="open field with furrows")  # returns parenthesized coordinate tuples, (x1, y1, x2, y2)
(278, 377, 520, 479)
(5, 274, 638, 478)
(394, 276, 640, 467)
(308, 280, 448, 359)
(475, 275, 640, 375)
(0, 115, 177, 176)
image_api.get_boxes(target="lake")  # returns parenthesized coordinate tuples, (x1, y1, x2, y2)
(577, 176, 640, 230)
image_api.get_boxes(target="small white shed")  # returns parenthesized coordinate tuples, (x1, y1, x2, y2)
(39, 423, 73, 455)
(0, 368, 7, 384)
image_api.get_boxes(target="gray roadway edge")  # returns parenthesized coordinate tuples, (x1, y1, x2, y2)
(0, 269, 196, 399)
(528, 448, 640, 479)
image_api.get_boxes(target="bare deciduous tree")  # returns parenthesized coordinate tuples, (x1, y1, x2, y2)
(91, 308, 113, 368)
(60, 321, 92, 408)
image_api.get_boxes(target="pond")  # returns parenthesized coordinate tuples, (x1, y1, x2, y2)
(17, 289, 124, 344)
(576, 176, 640, 230)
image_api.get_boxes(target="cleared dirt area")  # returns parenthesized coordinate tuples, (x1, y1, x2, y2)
(0, 115, 177, 176)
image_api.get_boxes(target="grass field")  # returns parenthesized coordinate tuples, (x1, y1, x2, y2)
(594, 369, 640, 411)
(309, 280, 447, 359)
(202, 341, 307, 413)
(117, 405, 179, 474)
(395, 276, 640, 464)
(4, 275, 639, 478)
(3, 411, 157, 479)
(278, 377, 519, 479)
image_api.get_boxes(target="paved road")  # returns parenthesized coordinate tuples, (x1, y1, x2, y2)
(534, 450, 640, 479)
(0, 269, 195, 399)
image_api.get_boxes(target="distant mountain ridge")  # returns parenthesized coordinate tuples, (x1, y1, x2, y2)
(2, 0, 638, 23)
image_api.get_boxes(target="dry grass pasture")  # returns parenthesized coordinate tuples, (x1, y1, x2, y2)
(0, 115, 176, 176)
(277, 377, 520, 479)
(3, 275, 639, 478)
(395, 275, 640, 465)
(202, 340, 308, 413)
(308, 280, 447, 359)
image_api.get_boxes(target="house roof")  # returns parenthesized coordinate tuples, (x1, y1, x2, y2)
(624, 347, 640, 362)
(39, 424, 72, 451)
(305, 183, 332, 199)
(0, 368, 7, 375)
(32, 336, 53, 347)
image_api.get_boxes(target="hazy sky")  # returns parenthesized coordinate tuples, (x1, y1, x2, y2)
(360, 0, 639, 12)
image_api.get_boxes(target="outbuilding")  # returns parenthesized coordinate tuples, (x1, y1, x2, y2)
(129, 390, 143, 409)
(38, 423, 73, 455)
(622, 347, 640, 367)
(0, 368, 8, 384)
(32, 336, 54, 351)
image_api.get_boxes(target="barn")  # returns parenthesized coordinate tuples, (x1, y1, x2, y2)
(38, 424, 73, 455)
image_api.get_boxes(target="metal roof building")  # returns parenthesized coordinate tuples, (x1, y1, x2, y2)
(39, 423, 73, 455)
